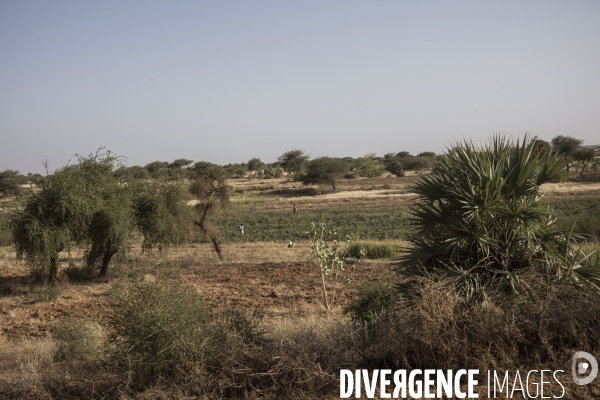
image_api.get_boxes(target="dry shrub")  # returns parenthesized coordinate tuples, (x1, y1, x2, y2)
(366, 277, 600, 372)
(7, 276, 600, 398)
(54, 318, 103, 361)
(108, 280, 223, 391)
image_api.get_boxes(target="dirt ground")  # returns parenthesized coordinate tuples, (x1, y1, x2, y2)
(0, 243, 397, 339)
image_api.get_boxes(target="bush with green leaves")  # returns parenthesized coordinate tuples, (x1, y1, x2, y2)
(403, 135, 600, 299)
(109, 280, 224, 389)
(11, 150, 194, 281)
(346, 242, 395, 259)
(353, 153, 385, 178)
(10, 151, 122, 281)
(133, 180, 193, 252)
(344, 280, 397, 333)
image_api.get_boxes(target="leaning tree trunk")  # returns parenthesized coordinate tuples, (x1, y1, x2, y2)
(99, 250, 117, 278)
(194, 203, 223, 261)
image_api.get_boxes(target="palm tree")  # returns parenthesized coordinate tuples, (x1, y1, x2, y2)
(403, 135, 600, 299)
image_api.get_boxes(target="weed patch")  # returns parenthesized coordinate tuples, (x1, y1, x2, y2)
(347, 241, 396, 259)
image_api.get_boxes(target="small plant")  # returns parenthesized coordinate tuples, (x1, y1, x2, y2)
(54, 318, 100, 361)
(344, 280, 397, 331)
(307, 222, 352, 311)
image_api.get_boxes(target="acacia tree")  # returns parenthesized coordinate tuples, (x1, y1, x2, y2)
(277, 149, 310, 176)
(574, 148, 596, 176)
(353, 153, 385, 178)
(11, 151, 193, 281)
(189, 165, 229, 260)
(10, 152, 119, 281)
(247, 157, 264, 178)
(302, 157, 349, 190)
(167, 159, 194, 180)
(551, 135, 583, 172)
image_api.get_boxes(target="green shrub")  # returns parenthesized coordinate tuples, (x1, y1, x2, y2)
(109, 280, 224, 389)
(346, 242, 395, 259)
(344, 280, 397, 330)
(54, 318, 100, 361)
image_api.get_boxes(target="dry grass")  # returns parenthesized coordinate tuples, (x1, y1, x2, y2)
(0, 335, 56, 390)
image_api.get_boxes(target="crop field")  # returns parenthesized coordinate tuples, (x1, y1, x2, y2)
(1, 173, 600, 399)
(210, 206, 412, 242)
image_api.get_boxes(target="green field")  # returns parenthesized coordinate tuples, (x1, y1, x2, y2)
(209, 206, 412, 242)
(202, 196, 600, 243)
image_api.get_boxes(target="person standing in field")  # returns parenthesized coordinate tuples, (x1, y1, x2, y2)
(239, 223, 244, 236)
(293, 204, 297, 214)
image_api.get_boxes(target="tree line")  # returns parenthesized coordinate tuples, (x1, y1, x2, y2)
(2, 135, 598, 198)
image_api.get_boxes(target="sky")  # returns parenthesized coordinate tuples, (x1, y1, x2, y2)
(1, 1, 599, 174)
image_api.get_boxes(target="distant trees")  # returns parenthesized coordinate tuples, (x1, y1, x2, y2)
(247, 158, 265, 178)
(302, 157, 349, 190)
(550, 135, 598, 174)
(223, 163, 247, 178)
(144, 161, 170, 179)
(353, 153, 385, 178)
(551, 135, 583, 173)
(574, 148, 596, 176)
(383, 151, 437, 176)
(0, 170, 25, 197)
(531, 137, 552, 155)
(277, 149, 310, 176)
(168, 159, 193, 180)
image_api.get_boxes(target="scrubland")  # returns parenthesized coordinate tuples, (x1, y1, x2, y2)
(1, 174, 600, 399)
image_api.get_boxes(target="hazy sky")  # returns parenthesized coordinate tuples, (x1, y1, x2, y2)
(1, 1, 599, 173)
